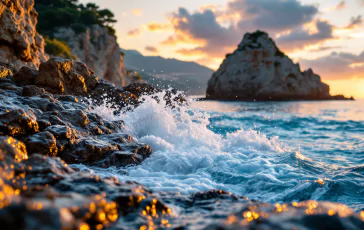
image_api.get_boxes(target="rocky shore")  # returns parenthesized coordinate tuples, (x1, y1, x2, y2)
(0, 1, 363, 229)
(206, 31, 354, 101)
(0, 58, 363, 229)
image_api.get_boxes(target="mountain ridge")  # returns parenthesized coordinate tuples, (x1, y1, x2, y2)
(121, 48, 214, 95)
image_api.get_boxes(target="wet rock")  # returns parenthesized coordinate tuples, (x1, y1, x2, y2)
(45, 125, 76, 140)
(99, 133, 134, 144)
(123, 83, 160, 98)
(25, 131, 58, 156)
(12, 67, 39, 86)
(0, 65, 12, 78)
(89, 80, 138, 108)
(123, 83, 186, 108)
(60, 109, 90, 127)
(41, 102, 65, 112)
(56, 95, 80, 103)
(37, 119, 52, 131)
(64, 139, 118, 164)
(0, 108, 39, 136)
(0, 79, 22, 94)
(35, 58, 99, 95)
(202, 200, 364, 230)
(0, 136, 28, 165)
(22, 85, 47, 97)
(44, 125, 77, 153)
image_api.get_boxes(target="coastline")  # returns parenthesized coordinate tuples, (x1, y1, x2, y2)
(196, 96, 355, 102)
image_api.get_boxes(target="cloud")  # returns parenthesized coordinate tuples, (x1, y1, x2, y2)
(300, 51, 364, 80)
(127, 28, 141, 37)
(147, 22, 172, 31)
(276, 20, 334, 51)
(156, 0, 322, 62)
(335, 1, 346, 10)
(308, 46, 342, 52)
(345, 15, 363, 29)
(229, 0, 318, 32)
(132, 8, 143, 16)
(145, 46, 159, 53)
(164, 8, 240, 57)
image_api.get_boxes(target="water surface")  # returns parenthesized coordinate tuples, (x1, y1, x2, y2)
(85, 96, 364, 211)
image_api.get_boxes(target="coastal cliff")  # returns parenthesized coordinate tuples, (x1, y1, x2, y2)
(206, 31, 352, 101)
(34, 0, 129, 86)
(0, 0, 48, 71)
(53, 25, 128, 86)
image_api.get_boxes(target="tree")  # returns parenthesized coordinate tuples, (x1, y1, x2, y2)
(98, 9, 117, 26)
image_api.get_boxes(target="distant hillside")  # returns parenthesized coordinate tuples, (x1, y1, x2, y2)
(121, 49, 213, 95)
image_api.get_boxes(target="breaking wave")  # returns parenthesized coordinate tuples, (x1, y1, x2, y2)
(78, 93, 364, 211)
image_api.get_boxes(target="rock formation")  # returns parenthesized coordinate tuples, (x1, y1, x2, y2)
(207, 31, 351, 101)
(53, 25, 128, 86)
(0, 0, 128, 86)
(0, 2, 362, 229)
(0, 59, 157, 168)
(0, 0, 48, 71)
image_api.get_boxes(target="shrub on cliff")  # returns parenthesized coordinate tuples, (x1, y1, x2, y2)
(44, 38, 76, 59)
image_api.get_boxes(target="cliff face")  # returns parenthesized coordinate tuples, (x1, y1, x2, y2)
(0, 0, 128, 86)
(0, 0, 48, 71)
(53, 26, 128, 86)
(206, 31, 332, 100)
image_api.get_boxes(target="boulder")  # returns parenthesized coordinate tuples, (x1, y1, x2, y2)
(35, 58, 99, 95)
(206, 31, 341, 101)
(26, 131, 58, 156)
(0, 0, 48, 71)
(0, 136, 28, 164)
(22, 85, 47, 97)
(0, 108, 39, 136)
(12, 66, 39, 85)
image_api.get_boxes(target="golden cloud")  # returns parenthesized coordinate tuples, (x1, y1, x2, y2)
(132, 8, 143, 16)
(335, 1, 346, 10)
(147, 22, 172, 32)
(145, 46, 159, 53)
(127, 28, 141, 37)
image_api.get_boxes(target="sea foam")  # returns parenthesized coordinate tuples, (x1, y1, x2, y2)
(81, 93, 333, 203)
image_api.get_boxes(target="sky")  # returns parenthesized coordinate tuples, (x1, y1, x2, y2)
(79, 0, 364, 98)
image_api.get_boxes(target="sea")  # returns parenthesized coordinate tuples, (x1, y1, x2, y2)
(81, 94, 364, 213)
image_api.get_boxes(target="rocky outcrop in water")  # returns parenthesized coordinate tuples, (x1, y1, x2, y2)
(0, 0, 48, 71)
(206, 31, 352, 101)
(53, 25, 128, 86)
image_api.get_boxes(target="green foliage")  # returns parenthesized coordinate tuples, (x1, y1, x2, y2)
(127, 70, 143, 80)
(248, 30, 268, 43)
(275, 48, 285, 58)
(44, 38, 76, 59)
(133, 74, 143, 80)
(70, 23, 87, 34)
(35, 0, 117, 37)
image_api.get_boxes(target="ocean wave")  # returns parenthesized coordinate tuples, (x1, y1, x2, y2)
(80, 94, 364, 211)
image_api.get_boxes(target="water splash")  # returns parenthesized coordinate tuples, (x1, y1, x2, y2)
(83, 93, 363, 210)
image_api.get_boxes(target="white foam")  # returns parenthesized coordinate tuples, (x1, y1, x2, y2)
(84, 93, 328, 201)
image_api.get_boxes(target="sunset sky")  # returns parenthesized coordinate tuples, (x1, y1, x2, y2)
(80, 0, 364, 98)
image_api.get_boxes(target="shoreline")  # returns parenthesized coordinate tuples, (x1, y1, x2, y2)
(196, 97, 355, 102)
